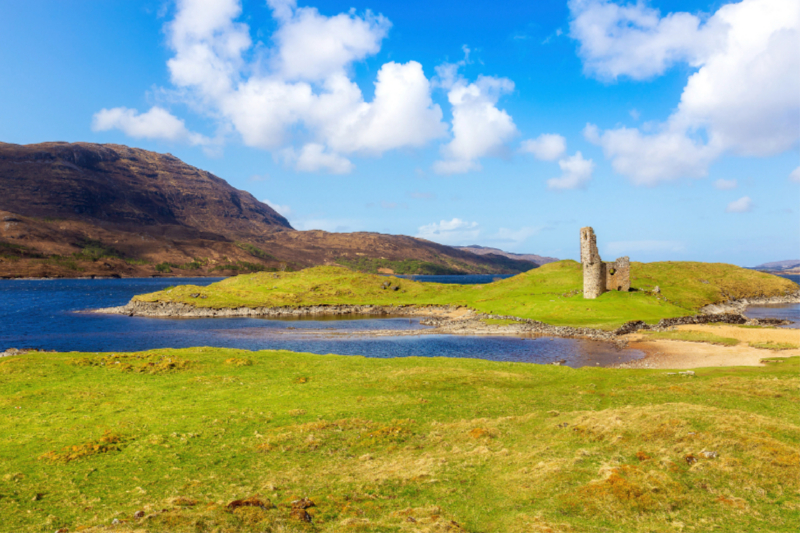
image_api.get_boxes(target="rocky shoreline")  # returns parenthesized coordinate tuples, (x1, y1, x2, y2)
(94, 297, 793, 344)
(698, 290, 800, 314)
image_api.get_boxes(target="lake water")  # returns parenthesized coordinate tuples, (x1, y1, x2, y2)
(0, 277, 643, 367)
(1, 275, 796, 366)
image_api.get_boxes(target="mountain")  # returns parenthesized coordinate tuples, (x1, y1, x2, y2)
(752, 260, 800, 275)
(0, 141, 536, 278)
(753, 260, 800, 270)
(457, 245, 559, 266)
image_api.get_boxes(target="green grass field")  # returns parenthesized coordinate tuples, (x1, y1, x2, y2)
(133, 261, 798, 329)
(1, 349, 798, 532)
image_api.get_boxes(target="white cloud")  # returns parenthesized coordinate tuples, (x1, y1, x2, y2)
(606, 240, 686, 256)
(416, 218, 480, 245)
(790, 166, 800, 183)
(98, 0, 448, 173)
(91, 106, 208, 145)
(726, 196, 754, 213)
(573, 0, 800, 185)
(547, 151, 595, 190)
(584, 123, 718, 184)
(568, 0, 717, 81)
(713, 178, 738, 190)
(268, 3, 390, 82)
(433, 73, 518, 174)
(262, 199, 292, 217)
(281, 143, 354, 174)
(520, 133, 566, 161)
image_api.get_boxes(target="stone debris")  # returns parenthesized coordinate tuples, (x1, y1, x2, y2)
(700, 450, 719, 459)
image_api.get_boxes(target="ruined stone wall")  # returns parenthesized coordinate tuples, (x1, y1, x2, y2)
(580, 227, 605, 299)
(605, 256, 630, 292)
(581, 227, 630, 299)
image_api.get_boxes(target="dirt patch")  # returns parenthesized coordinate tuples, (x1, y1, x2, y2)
(39, 431, 125, 463)
(71, 352, 193, 373)
(621, 325, 800, 369)
(621, 339, 800, 369)
(675, 324, 799, 344)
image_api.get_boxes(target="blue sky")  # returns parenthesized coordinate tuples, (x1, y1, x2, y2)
(1, 0, 797, 265)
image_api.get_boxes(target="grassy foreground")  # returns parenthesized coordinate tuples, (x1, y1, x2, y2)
(1, 348, 798, 532)
(134, 261, 799, 329)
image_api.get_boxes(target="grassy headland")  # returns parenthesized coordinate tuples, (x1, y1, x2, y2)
(1, 348, 797, 532)
(131, 261, 798, 329)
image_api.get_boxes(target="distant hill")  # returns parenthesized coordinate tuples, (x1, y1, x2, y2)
(753, 260, 800, 270)
(457, 245, 559, 266)
(0, 141, 536, 278)
(752, 259, 800, 276)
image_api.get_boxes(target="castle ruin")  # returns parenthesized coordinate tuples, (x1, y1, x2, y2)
(580, 227, 630, 299)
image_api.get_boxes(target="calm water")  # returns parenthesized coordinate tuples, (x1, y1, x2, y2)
(742, 274, 800, 328)
(0, 277, 643, 367)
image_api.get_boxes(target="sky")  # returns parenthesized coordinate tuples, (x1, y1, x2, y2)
(0, 0, 798, 266)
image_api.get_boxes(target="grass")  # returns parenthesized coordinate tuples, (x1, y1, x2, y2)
(0, 349, 797, 532)
(335, 257, 466, 275)
(639, 330, 741, 346)
(132, 262, 798, 330)
(749, 341, 800, 351)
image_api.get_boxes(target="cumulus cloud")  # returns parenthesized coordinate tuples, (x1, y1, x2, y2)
(547, 151, 594, 190)
(262, 199, 292, 217)
(726, 196, 754, 213)
(572, 0, 800, 185)
(91, 106, 208, 145)
(281, 143, 354, 174)
(433, 70, 518, 174)
(713, 178, 738, 190)
(790, 167, 800, 183)
(520, 133, 566, 161)
(416, 218, 480, 245)
(97, 0, 448, 173)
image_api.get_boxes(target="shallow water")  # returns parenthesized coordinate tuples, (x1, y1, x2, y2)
(744, 303, 800, 328)
(0, 277, 643, 367)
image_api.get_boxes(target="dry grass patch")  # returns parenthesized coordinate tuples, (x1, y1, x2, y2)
(39, 431, 125, 463)
(71, 352, 192, 373)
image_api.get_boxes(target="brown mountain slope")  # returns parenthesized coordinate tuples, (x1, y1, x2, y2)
(0, 142, 535, 278)
(457, 245, 559, 266)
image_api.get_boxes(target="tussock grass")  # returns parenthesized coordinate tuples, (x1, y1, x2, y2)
(640, 330, 741, 346)
(750, 341, 800, 351)
(133, 262, 798, 329)
(1, 348, 798, 532)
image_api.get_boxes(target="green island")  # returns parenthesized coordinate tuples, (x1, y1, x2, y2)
(2, 348, 798, 532)
(132, 261, 797, 329)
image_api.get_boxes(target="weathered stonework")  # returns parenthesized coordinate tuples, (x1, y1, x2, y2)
(580, 227, 631, 299)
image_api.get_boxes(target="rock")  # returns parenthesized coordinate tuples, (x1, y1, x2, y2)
(684, 454, 697, 465)
(54, 529, 68, 533)
(679, 371, 696, 377)
(199, 295, 207, 299)
(291, 497, 315, 510)
(700, 450, 718, 459)
(653, 286, 660, 294)
(290, 508, 313, 522)
(111, 518, 120, 525)
(133, 510, 145, 519)
(190, 293, 200, 298)
(227, 496, 271, 510)
(406, 516, 417, 523)
(393, 286, 399, 291)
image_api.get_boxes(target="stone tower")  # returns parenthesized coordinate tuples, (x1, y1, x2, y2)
(580, 227, 631, 299)
(580, 227, 605, 298)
